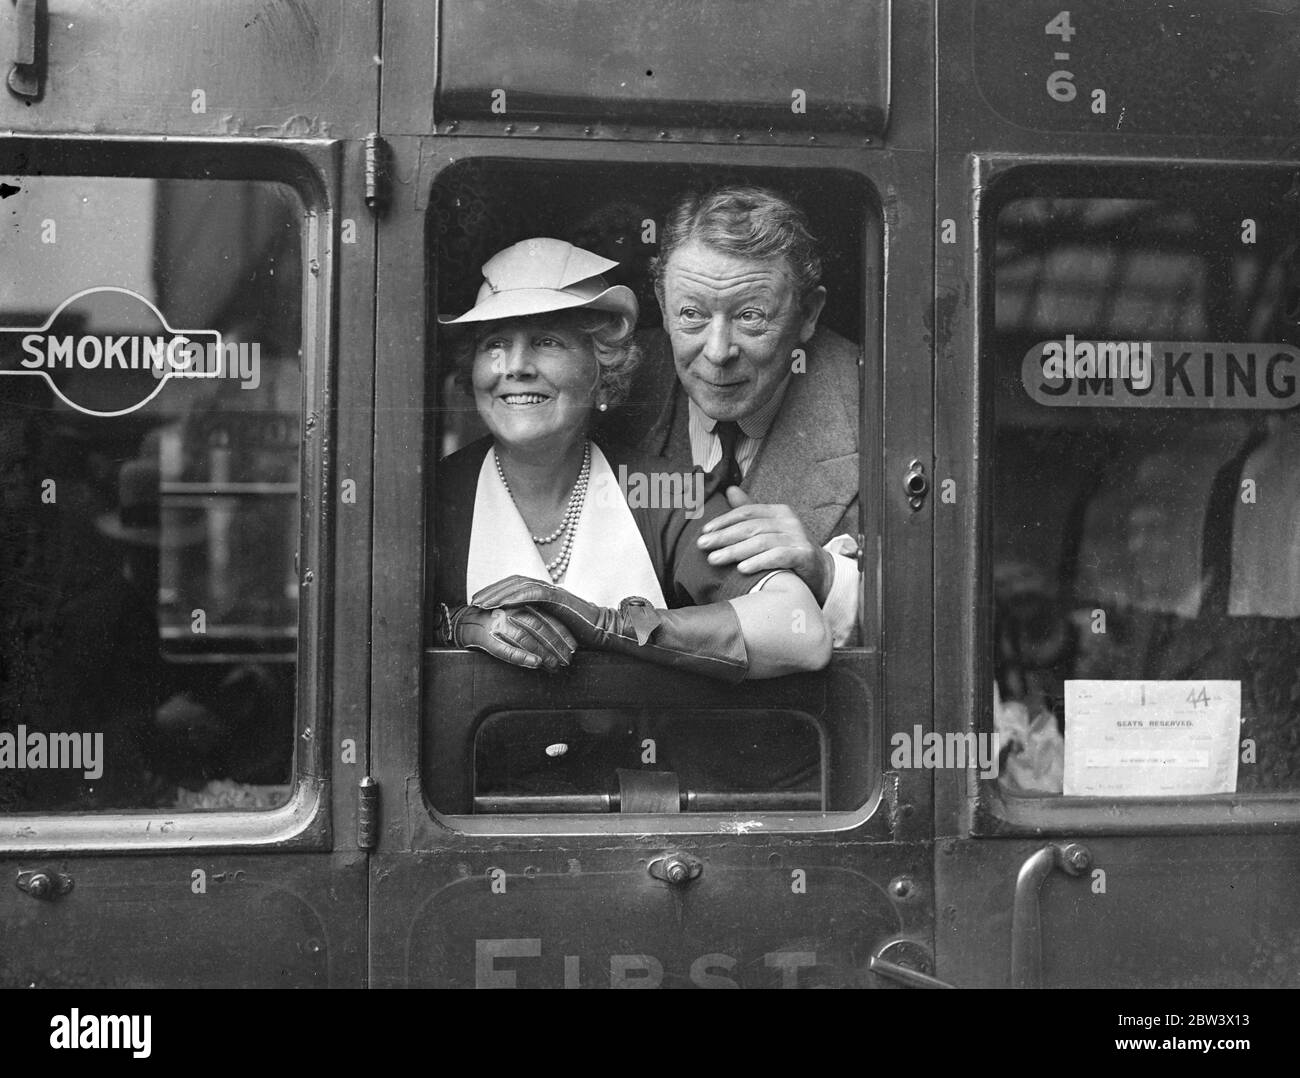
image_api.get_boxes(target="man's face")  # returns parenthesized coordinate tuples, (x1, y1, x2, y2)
(660, 239, 825, 423)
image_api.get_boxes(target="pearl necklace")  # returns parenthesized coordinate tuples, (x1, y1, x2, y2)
(494, 441, 591, 583)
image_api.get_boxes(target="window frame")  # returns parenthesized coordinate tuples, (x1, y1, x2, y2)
(413, 143, 892, 839)
(971, 154, 1300, 837)
(0, 135, 340, 853)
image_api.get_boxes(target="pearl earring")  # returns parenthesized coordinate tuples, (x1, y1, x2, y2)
(597, 401, 608, 412)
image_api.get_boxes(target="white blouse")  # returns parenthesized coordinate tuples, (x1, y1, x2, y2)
(466, 443, 668, 609)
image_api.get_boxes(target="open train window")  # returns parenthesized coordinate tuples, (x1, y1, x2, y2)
(985, 165, 1300, 811)
(0, 148, 311, 815)
(423, 159, 878, 820)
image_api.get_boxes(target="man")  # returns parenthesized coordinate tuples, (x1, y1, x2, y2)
(621, 185, 861, 645)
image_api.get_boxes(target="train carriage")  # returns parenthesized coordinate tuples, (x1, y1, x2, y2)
(0, 0, 1296, 990)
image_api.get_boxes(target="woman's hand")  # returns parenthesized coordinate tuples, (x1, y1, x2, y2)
(471, 577, 659, 647)
(446, 603, 577, 671)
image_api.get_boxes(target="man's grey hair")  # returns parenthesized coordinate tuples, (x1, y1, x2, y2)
(652, 185, 824, 300)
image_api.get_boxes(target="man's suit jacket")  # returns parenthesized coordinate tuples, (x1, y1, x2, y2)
(620, 326, 862, 546)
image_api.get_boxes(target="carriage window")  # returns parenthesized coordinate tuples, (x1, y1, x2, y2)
(0, 174, 302, 813)
(424, 160, 876, 817)
(990, 172, 1300, 799)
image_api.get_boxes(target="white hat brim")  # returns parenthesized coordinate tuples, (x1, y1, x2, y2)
(438, 284, 637, 326)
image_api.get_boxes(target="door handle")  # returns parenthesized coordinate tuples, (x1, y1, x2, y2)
(7, 0, 44, 101)
(868, 938, 956, 989)
(869, 955, 955, 989)
(1010, 842, 1092, 989)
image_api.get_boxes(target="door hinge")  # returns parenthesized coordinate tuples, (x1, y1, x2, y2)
(358, 775, 379, 850)
(364, 133, 392, 216)
(7, 0, 45, 101)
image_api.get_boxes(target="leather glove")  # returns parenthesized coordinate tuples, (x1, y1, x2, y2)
(436, 602, 576, 671)
(471, 576, 749, 682)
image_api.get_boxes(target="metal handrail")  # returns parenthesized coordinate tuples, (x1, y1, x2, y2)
(1010, 842, 1093, 989)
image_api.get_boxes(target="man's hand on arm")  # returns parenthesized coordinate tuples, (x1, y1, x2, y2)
(696, 487, 836, 605)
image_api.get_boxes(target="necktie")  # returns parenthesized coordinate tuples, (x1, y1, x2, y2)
(705, 421, 744, 497)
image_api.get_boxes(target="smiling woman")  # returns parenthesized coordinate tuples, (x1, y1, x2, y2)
(454, 306, 637, 585)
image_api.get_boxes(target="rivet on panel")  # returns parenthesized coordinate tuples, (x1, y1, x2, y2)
(888, 876, 915, 900)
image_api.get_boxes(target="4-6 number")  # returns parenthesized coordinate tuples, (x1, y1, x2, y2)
(1045, 12, 1076, 102)
(1046, 10, 1075, 41)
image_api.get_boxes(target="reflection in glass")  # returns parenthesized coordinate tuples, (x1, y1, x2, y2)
(992, 190, 1300, 796)
(474, 709, 823, 814)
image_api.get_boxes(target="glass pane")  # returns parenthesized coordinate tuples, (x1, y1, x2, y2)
(424, 161, 874, 815)
(0, 174, 303, 812)
(474, 709, 823, 813)
(990, 178, 1300, 798)
(437, 0, 888, 134)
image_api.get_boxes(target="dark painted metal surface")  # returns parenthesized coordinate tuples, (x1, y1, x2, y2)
(0, 853, 366, 987)
(371, 843, 929, 988)
(937, 835, 1300, 988)
(0, 0, 379, 138)
(969, 0, 1300, 139)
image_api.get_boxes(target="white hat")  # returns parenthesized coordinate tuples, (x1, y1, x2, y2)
(439, 238, 638, 325)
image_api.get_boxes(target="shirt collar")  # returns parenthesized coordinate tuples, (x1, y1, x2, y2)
(689, 374, 793, 440)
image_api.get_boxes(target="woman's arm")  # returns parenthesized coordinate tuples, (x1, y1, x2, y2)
(469, 574, 831, 682)
(727, 570, 832, 678)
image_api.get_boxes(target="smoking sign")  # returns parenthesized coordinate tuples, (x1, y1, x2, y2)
(0, 286, 250, 418)
(1021, 336, 1300, 409)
